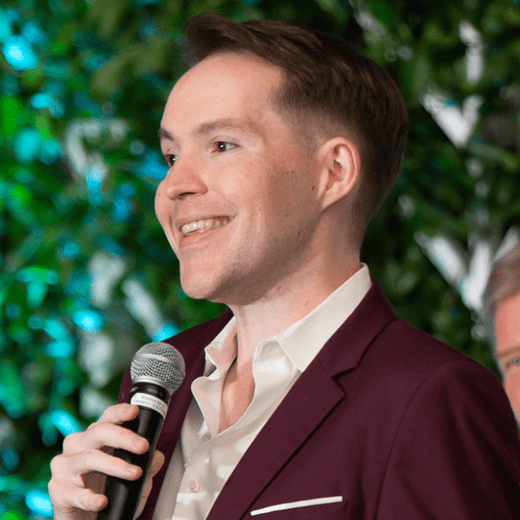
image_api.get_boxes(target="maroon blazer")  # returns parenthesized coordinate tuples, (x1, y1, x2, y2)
(120, 281, 520, 519)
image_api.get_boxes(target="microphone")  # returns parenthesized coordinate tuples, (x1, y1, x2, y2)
(98, 342, 186, 520)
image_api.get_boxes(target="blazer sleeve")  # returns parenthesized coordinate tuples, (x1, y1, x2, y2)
(376, 359, 520, 519)
(118, 367, 132, 403)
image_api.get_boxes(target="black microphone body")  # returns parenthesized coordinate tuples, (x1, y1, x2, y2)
(97, 342, 185, 520)
(98, 382, 170, 520)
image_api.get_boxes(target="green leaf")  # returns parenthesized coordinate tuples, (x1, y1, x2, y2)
(0, 96, 23, 137)
(0, 361, 27, 417)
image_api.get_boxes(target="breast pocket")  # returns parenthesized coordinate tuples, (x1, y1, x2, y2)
(249, 496, 347, 519)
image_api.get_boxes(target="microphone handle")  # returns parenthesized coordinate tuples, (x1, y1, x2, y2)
(98, 383, 170, 520)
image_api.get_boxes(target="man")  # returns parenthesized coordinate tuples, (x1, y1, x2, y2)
(49, 13, 520, 519)
(484, 241, 520, 420)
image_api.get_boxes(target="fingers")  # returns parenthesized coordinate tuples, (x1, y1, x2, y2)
(54, 404, 149, 488)
(48, 403, 151, 520)
(97, 403, 140, 425)
(63, 406, 149, 457)
(63, 423, 148, 457)
(52, 446, 143, 484)
(138, 450, 165, 502)
(150, 450, 166, 478)
(49, 477, 108, 515)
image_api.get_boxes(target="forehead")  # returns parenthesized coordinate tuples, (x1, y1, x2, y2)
(162, 53, 282, 126)
(495, 292, 520, 352)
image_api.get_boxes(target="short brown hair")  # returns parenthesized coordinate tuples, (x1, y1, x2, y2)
(182, 13, 409, 234)
(484, 241, 520, 318)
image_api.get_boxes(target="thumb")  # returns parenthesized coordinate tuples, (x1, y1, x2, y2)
(135, 451, 166, 518)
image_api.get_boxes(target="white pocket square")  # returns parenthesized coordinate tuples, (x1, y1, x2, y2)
(250, 496, 343, 516)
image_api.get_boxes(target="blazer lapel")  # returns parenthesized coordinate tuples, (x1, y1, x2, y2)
(207, 360, 344, 520)
(208, 281, 397, 520)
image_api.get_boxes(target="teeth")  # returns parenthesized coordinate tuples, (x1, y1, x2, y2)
(181, 218, 229, 236)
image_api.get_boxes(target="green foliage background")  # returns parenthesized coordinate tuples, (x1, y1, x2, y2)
(1, 0, 519, 517)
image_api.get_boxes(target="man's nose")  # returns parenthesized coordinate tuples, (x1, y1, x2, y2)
(161, 155, 208, 201)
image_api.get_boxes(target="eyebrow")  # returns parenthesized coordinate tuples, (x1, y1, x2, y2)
(158, 118, 261, 142)
(496, 345, 520, 361)
(158, 127, 173, 141)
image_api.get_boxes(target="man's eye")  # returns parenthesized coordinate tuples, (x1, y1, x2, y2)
(505, 357, 520, 370)
(215, 141, 235, 152)
(164, 154, 177, 167)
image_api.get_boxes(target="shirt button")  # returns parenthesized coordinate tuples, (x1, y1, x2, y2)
(190, 479, 202, 493)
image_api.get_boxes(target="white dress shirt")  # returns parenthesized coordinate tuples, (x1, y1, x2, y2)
(153, 265, 371, 520)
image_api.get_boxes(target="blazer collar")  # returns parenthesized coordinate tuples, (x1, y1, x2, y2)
(318, 279, 397, 377)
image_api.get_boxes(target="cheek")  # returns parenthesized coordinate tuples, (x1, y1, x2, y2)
(154, 184, 168, 221)
(268, 169, 315, 213)
(504, 373, 520, 416)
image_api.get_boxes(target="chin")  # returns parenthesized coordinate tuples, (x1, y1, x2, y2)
(179, 264, 264, 306)
(180, 278, 240, 306)
(180, 276, 222, 302)
(181, 284, 213, 301)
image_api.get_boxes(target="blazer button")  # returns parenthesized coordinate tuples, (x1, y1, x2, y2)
(190, 479, 202, 493)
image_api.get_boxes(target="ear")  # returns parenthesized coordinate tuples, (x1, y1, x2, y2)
(317, 137, 361, 211)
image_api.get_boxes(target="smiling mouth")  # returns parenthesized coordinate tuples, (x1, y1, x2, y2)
(180, 217, 230, 237)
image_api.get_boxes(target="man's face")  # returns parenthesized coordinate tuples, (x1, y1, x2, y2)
(155, 52, 322, 305)
(494, 291, 520, 419)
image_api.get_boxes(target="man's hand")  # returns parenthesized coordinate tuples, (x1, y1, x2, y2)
(48, 403, 165, 520)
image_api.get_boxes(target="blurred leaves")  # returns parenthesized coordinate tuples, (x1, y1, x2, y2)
(1, 0, 520, 517)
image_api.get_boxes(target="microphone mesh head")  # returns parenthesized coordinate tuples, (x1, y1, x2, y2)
(130, 342, 186, 396)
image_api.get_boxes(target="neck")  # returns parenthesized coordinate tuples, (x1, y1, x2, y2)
(228, 257, 362, 366)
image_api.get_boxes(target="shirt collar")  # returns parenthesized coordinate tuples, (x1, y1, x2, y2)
(203, 318, 237, 377)
(203, 264, 371, 375)
(276, 264, 371, 371)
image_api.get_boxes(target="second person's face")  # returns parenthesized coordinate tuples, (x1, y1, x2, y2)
(495, 291, 520, 421)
